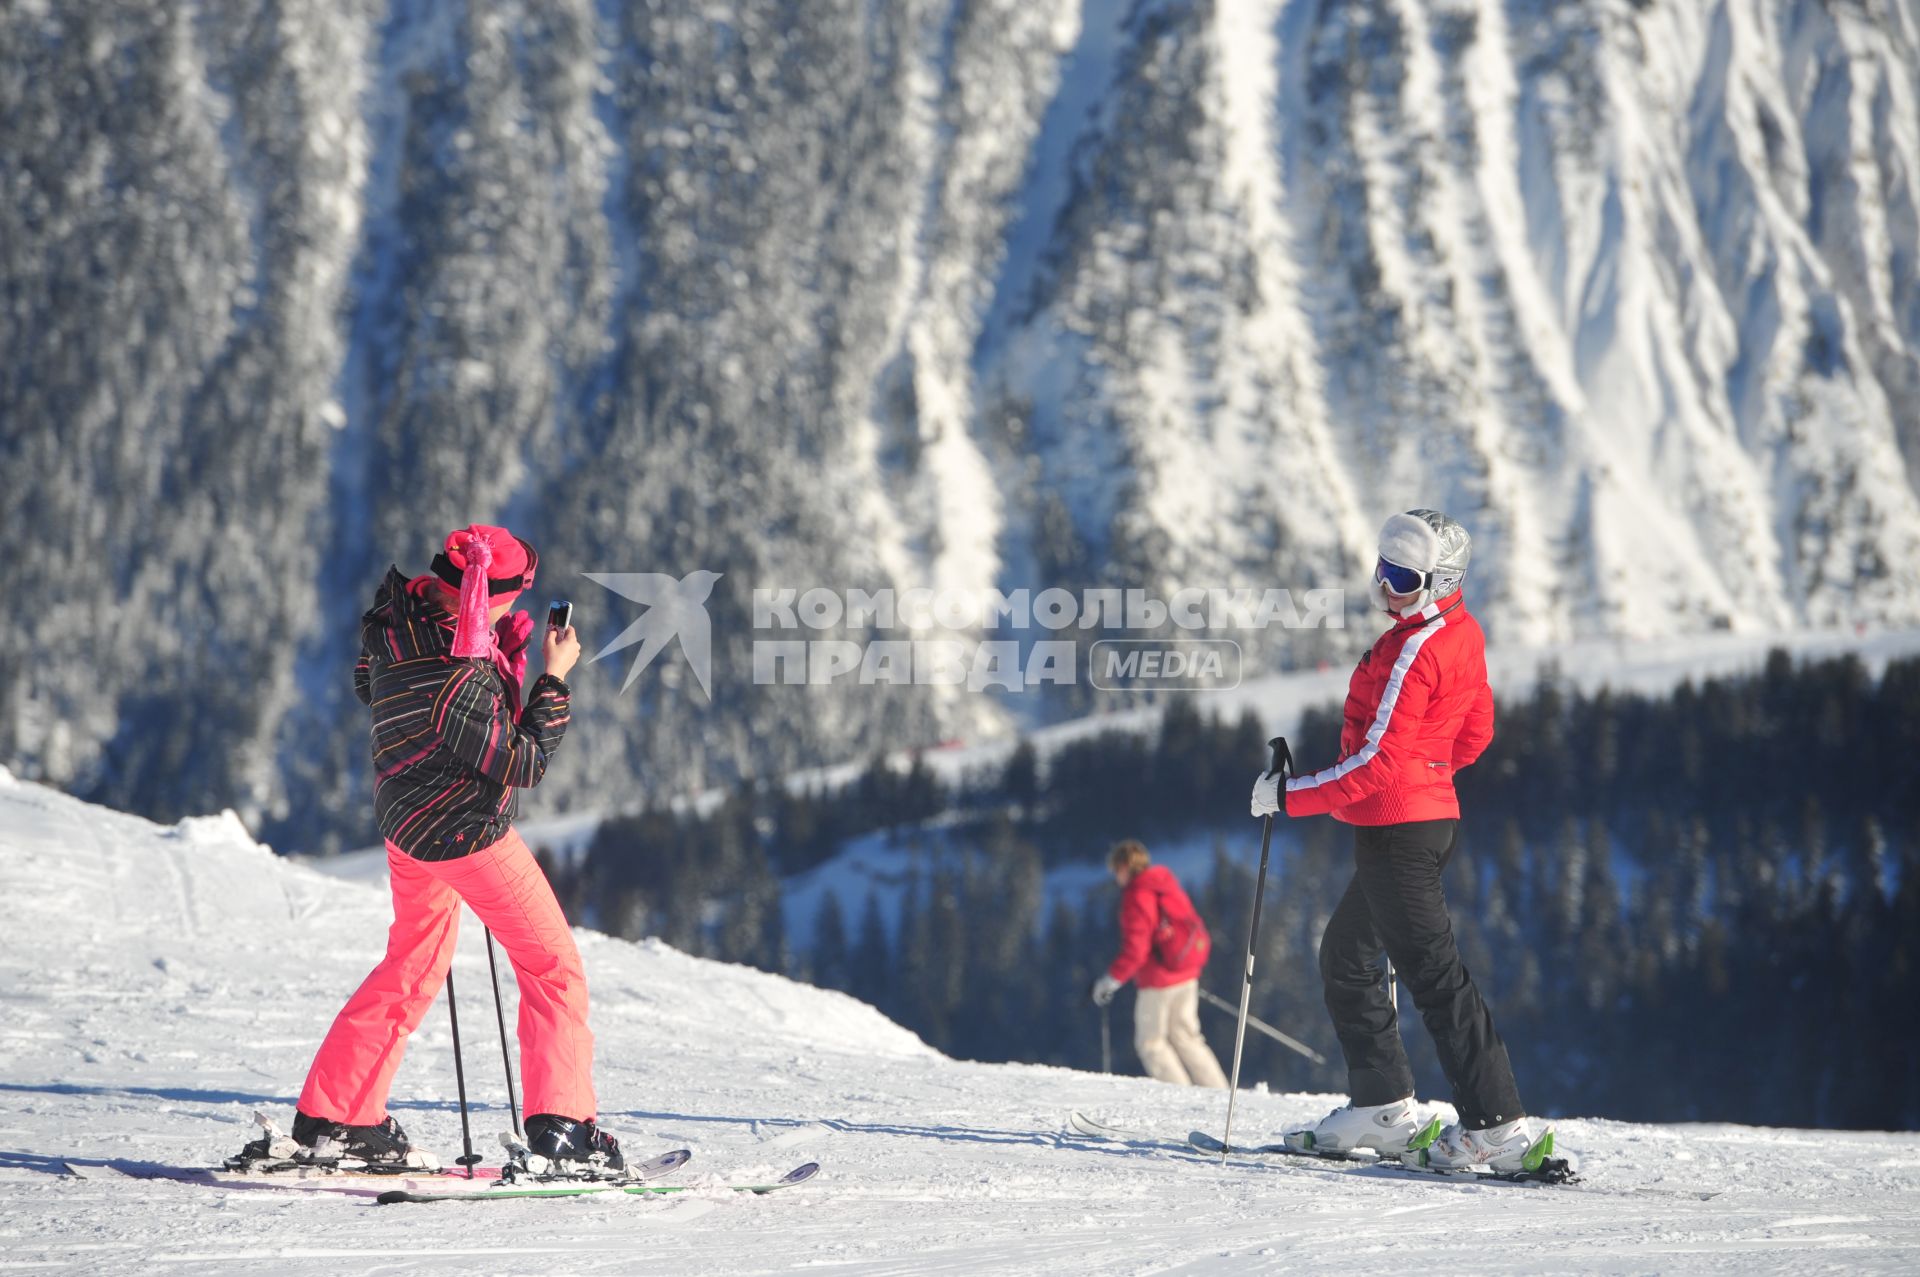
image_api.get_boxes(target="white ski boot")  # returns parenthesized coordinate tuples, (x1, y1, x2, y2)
(1282, 1097, 1422, 1155)
(1409, 1116, 1547, 1173)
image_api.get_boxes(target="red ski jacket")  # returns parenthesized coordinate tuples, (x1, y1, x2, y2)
(1284, 591, 1494, 825)
(1107, 865, 1212, 989)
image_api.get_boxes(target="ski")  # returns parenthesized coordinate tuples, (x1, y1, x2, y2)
(62, 1158, 453, 1198)
(217, 1157, 495, 1181)
(1190, 1127, 1578, 1186)
(363, 1146, 693, 1196)
(1186, 1130, 1375, 1162)
(77, 1146, 691, 1199)
(375, 1160, 820, 1205)
(1188, 1129, 1714, 1197)
(1067, 1111, 1141, 1140)
(1076, 1112, 1711, 1198)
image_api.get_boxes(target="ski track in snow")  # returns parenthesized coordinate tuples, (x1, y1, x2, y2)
(3, 772, 1918, 1274)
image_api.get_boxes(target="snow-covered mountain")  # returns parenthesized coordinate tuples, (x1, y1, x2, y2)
(5, 771, 1920, 1273)
(7, 0, 1920, 845)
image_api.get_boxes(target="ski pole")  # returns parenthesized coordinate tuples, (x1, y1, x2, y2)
(445, 966, 479, 1177)
(1221, 736, 1292, 1166)
(1100, 1002, 1112, 1074)
(483, 929, 521, 1137)
(1196, 986, 1326, 1064)
(1387, 960, 1398, 1019)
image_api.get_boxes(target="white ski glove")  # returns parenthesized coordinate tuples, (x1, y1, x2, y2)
(1091, 974, 1122, 1007)
(1250, 769, 1285, 818)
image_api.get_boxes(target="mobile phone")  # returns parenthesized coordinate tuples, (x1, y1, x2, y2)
(547, 600, 573, 631)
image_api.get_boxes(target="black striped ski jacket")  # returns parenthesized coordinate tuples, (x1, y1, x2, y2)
(354, 567, 572, 860)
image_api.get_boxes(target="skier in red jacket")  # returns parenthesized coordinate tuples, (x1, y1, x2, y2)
(1250, 510, 1543, 1172)
(1090, 841, 1227, 1087)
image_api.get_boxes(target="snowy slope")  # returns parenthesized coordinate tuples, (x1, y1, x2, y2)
(4, 775, 1920, 1273)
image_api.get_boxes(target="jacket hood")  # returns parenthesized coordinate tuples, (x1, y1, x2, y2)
(1128, 864, 1177, 893)
(362, 565, 458, 661)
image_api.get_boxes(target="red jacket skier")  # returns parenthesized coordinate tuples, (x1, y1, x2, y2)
(1279, 557, 1496, 826)
(1091, 842, 1226, 1087)
(1250, 509, 1539, 1172)
(1106, 862, 1211, 989)
(271, 524, 622, 1176)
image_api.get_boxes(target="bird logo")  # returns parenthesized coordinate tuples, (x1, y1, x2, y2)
(582, 570, 723, 699)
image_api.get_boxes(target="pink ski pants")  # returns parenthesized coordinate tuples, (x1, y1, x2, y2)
(298, 829, 596, 1125)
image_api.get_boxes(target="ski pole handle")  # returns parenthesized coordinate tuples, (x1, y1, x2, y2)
(1265, 736, 1293, 781)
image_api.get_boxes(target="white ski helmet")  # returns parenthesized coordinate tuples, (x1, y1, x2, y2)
(1369, 508, 1472, 614)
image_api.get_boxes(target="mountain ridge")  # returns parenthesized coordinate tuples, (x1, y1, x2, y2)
(6, 0, 1920, 844)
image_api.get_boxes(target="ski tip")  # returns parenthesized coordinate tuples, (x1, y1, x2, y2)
(639, 1148, 694, 1178)
(772, 1161, 821, 1189)
(1068, 1111, 1128, 1139)
(375, 1189, 413, 1205)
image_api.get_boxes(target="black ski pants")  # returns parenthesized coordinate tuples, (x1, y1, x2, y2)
(1319, 818, 1524, 1129)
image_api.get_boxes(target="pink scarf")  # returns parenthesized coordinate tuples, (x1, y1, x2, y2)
(404, 574, 531, 712)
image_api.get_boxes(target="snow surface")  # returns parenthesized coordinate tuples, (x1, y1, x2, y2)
(5, 775, 1920, 1272)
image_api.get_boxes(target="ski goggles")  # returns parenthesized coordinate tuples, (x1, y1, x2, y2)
(1374, 556, 1431, 596)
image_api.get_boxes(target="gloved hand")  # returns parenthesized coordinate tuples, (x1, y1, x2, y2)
(494, 610, 535, 686)
(1090, 974, 1122, 1007)
(495, 609, 534, 658)
(1250, 768, 1285, 818)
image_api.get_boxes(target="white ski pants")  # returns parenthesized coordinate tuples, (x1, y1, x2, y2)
(1133, 978, 1227, 1088)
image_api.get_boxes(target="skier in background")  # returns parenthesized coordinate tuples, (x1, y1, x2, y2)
(1251, 509, 1544, 1171)
(282, 524, 622, 1173)
(1091, 840, 1228, 1088)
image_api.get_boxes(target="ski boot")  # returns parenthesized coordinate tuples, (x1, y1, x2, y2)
(1282, 1097, 1422, 1156)
(292, 1110, 437, 1170)
(503, 1114, 626, 1181)
(1403, 1115, 1558, 1175)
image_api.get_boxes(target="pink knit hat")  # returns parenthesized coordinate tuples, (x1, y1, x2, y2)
(432, 525, 537, 658)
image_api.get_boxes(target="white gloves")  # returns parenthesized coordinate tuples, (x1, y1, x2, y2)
(1091, 974, 1122, 1006)
(1250, 769, 1284, 818)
